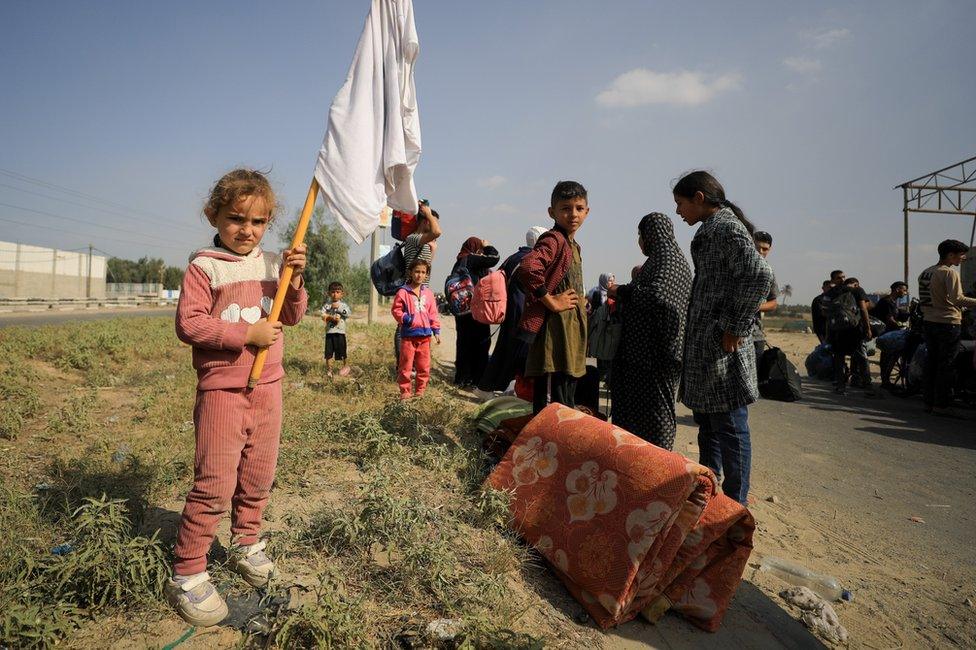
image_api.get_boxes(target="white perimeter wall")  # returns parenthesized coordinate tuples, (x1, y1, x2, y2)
(0, 240, 107, 298)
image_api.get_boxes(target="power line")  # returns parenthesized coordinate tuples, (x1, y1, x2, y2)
(0, 214, 191, 253)
(0, 200, 199, 247)
(0, 180, 203, 234)
(0, 168, 173, 221)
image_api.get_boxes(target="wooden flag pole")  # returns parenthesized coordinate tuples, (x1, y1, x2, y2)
(248, 178, 319, 389)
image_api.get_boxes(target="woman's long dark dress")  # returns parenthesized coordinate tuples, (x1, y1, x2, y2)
(452, 246, 499, 385)
(610, 214, 692, 450)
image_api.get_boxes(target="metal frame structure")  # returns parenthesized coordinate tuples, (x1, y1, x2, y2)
(896, 155, 976, 284)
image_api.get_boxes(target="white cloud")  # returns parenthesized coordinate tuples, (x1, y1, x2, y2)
(595, 68, 742, 108)
(477, 175, 506, 189)
(783, 57, 822, 74)
(489, 203, 518, 215)
(802, 27, 851, 50)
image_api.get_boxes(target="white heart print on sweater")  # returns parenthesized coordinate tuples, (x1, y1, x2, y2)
(240, 306, 262, 324)
(260, 296, 273, 315)
(220, 303, 242, 323)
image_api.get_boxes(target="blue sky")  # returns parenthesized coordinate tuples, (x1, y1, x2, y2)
(2, 0, 974, 300)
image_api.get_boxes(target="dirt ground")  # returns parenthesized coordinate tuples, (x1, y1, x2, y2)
(437, 322, 976, 649)
(725, 330, 976, 649)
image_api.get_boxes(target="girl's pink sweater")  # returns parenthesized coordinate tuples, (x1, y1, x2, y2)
(175, 245, 307, 390)
(391, 284, 440, 338)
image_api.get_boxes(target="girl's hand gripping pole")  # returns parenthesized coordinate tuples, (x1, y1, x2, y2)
(247, 179, 319, 389)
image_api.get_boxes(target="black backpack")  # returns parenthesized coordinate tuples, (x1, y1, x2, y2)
(370, 243, 407, 297)
(827, 289, 860, 331)
(370, 242, 424, 297)
(758, 347, 803, 402)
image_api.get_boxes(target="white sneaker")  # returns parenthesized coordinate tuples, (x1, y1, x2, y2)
(164, 572, 228, 627)
(228, 539, 276, 588)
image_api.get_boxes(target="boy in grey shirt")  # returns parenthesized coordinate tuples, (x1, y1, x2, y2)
(321, 281, 351, 377)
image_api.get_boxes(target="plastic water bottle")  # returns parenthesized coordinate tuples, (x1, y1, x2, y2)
(759, 556, 850, 602)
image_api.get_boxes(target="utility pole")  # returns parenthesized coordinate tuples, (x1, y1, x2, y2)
(51, 248, 57, 297)
(368, 230, 379, 324)
(13, 243, 21, 297)
(86, 244, 93, 299)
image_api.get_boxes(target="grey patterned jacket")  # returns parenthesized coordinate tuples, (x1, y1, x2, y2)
(681, 208, 773, 413)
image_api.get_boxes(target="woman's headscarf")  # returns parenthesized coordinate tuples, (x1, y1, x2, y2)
(457, 236, 483, 260)
(588, 273, 615, 307)
(526, 226, 548, 248)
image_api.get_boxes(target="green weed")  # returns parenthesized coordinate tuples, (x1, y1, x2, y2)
(0, 316, 574, 647)
(0, 367, 41, 440)
(262, 575, 368, 649)
(47, 389, 97, 436)
(42, 497, 167, 609)
(0, 496, 167, 648)
(0, 601, 82, 649)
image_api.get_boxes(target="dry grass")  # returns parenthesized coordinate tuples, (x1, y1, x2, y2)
(0, 314, 591, 648)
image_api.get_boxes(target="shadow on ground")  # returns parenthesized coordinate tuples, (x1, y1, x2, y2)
(801, 380, 976, 450)
(515, 538, 825, 649)
(612, 581, 827, 649)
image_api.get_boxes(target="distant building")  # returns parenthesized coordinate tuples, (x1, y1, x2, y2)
(0, 240, 106, 299)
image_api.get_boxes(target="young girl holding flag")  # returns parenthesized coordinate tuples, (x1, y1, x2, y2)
(166, 169, 308, 626)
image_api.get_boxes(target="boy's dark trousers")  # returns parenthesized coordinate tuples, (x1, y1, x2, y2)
(533, 372, 577, 414)
(922, 322, 960, 409)
(829, 327, 870, 389)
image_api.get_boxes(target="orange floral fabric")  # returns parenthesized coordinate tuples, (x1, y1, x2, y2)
(487, 403, 754, 630)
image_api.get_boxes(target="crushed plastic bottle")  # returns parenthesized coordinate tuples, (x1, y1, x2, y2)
(759, 556, 850, 602)
(51, 543, 74, 556)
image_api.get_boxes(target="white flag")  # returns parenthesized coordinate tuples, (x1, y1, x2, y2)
(314, 0, 421, 244)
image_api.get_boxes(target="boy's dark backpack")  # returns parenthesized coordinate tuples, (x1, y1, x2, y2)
(370, 243, 408, 297)
(444, 266, 475, 316)
(827, 289, 861, 331)
(759, 347, 803, 402)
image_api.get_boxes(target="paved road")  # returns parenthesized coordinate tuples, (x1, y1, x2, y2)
(0, 306, 175, 328)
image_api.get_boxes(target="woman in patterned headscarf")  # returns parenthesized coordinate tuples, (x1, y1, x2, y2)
(608, 212, 692, 450)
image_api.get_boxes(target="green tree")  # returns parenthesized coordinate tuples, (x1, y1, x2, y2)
(280, 205, 370, 310)
(107, 257, 138, 283)
(107, 256, 174, 285)
(162, 266, 184, 290)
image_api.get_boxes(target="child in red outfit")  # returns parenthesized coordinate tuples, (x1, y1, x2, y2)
(392, 259, 441, 398)
(166, 169, 308, 627)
